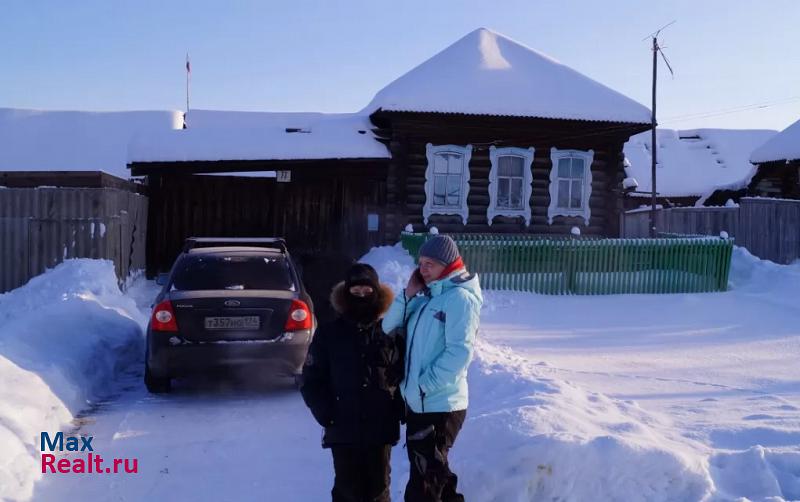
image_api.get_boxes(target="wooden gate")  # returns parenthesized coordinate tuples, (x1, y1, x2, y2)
(145, 169, 387, 277)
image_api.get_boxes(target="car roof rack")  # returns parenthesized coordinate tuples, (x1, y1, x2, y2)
(183, 237, 288, 254)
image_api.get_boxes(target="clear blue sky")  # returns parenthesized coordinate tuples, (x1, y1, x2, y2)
(2, 0, 799, 131)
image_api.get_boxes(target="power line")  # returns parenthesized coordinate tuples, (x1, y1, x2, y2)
(660, 95, 800, 124)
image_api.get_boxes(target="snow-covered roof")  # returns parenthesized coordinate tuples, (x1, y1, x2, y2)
(750, 117, 800, 164)
(362, 28, 652, 124)
(624, 128, 778, 201)
(0, 108, 183, 179)
(128, 110, 390, 164)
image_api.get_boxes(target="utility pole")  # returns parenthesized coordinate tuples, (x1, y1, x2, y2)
(644, 22, 675, 237)
(650, 36, 658, 237)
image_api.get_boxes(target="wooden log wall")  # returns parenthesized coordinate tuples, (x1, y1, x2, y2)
(373, 113, 648, 239)
(750, 160, 800, 199)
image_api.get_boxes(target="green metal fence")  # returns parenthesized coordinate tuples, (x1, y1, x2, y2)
(399, 232, 733, 294)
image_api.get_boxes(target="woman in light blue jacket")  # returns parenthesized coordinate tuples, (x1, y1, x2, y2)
(382, 235, 482, 502)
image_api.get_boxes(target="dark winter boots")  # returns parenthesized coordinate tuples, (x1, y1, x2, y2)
(404, 409, 467, 502)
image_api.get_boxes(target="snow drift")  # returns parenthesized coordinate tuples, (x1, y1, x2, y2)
(0, 260, 147, 501)
(458, 341, 712, 501)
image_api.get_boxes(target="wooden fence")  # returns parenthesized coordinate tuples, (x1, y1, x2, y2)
(0, 187, 147, 293)
(737, 198, 800, 265)
(621, 197, 800, 264)
(621, 206, 740, 240)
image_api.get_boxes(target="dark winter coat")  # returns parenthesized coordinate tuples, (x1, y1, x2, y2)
(300, 281, 404, 448)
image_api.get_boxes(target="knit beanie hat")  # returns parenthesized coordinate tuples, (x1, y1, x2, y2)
(344, 263, 380, 291)
(419, 235, 460, 266)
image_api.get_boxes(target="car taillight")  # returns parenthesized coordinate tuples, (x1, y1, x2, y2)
(284, 299, 312, 331)
(152, 300, 178, 332)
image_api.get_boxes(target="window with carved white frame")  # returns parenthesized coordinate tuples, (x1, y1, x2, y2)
(548, 148, 594, 225)
(487, 146, 535, 226)
(423, 143, 472, 225)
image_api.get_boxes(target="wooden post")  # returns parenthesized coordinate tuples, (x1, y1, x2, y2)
(650, 36, 658, 238)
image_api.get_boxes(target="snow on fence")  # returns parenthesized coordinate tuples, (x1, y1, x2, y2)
(0, 187, 147, 293)
(621, 197, 800, 264)
(400, 232, 733, 294)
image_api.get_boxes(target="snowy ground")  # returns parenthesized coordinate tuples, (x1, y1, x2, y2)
(1, 246, 798, 501)
(474, 248, 800, 501)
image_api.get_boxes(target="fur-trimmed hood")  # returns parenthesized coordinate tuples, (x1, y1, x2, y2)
(330, 281, 395, 319)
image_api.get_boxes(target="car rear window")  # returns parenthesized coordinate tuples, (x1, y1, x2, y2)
(170, 254, 296, 291)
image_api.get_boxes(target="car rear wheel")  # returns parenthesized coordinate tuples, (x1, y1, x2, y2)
(144, 362, 171, 393)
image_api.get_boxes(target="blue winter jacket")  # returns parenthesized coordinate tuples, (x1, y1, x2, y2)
(382, 269, 483, 413)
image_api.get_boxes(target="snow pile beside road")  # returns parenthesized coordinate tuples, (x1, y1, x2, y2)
(728, 245, 800, 310)
(455, 340, 713, 501)
(359, 242, 417, 295)
(0, 259, 147, 501)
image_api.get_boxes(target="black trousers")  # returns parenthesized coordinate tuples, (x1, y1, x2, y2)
(331, 444, 392, 502)
(404, 409, 467, 502)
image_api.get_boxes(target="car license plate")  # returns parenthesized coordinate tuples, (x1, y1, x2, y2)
(204, 316, 260, 330)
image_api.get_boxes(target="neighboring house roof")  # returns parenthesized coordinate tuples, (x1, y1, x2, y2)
(363, 28, 652, 124)
(624, 128, 778, 202)
(127, 111, 390, 164)
(0, 108, 183, 179)
(750, 117, 800, 164)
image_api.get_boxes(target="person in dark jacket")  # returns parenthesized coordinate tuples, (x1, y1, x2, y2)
(300, 263, 403, 502)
